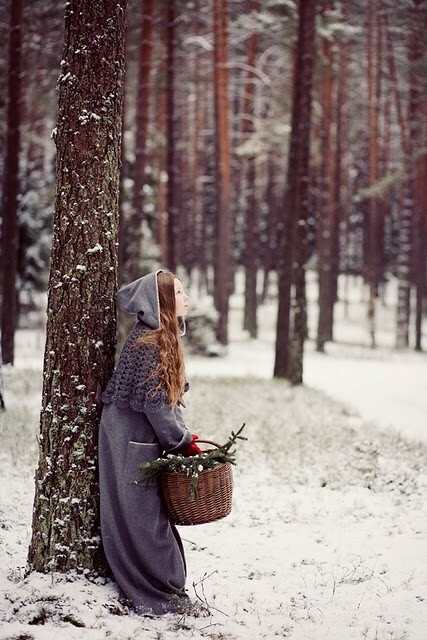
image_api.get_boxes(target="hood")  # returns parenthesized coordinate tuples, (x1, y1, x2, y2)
(117, 270, 163, 328)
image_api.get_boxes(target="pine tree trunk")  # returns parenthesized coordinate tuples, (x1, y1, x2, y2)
(0, 0, 23, 366)
(154, 20, 168, 264)
(396, 4, 421, 349)
(366, 0, 380, 348)
(118, 87, 129, 288)
(331, 20, 348, 310)
(166, 0, 177, 271)
(384, 13, 408, 157)
(316, 3, 335, 352)
(274, 0, 316, 382)
(127, 0, 154, 282)
(242, 0, 260, 338)
(190, 0, 203, 281)
(213, 0, 231, 345)
(414, 147, 426, 351)
(27, 0, 127, 573)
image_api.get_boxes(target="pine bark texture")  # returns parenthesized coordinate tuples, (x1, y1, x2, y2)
(274, 0, 316, 382)
(213, 0, 232, 345)
(396, 4, 422, 349)
(166, 0, 177, 271)
(28, 0, 127, 572)
(242, 0, 260, 338)
(316, 4, 335, 352)
(366, 0, 380, 348)
(1, 0, 23, 366)
(127, 0, 154, 282)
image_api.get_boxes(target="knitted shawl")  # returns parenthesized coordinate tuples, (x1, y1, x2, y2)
(102, 322, 169, 414)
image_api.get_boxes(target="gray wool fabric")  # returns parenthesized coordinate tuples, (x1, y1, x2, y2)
(99, 271, 192, 615)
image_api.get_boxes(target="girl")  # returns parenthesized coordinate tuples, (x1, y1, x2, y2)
(99, 270, 201, 615)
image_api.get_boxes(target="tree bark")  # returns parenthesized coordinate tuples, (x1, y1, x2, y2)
(316, 2, 335, 352)
(414, 141, 426, 351)
(366, 0, 380, 348)
(213, 0, 232, 345)
(27, 0, 127, 573)
(126, 0, 154, 282)
(166, 0, 177, 271)
(274, 0, 316, 382)
(242, 0, 260, 339)
(1, 0, 23, 366)
(396, 2, 423, 349)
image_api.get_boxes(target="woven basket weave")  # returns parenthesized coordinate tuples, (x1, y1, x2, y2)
(161, 440, 233, 526)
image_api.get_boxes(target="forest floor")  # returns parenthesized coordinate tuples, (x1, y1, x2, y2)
(1, 273, 427, 640)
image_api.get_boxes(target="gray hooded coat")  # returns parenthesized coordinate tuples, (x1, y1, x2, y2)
(99, 271, 192, 615)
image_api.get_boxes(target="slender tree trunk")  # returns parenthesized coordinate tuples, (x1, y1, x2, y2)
(274, 0, 316, 382)
(316, 3, 335, 352)
(375, 5, 386, 295)
(166, 0, 177, 271)
(367, 0, 380, 348)
(118, 84, 129, 288)
(396, 3, 422, 349)
(27, 0, 127, 573)
(190, 0, 203, 282)
(1, 0, 23, 366)
(126, 0, 154, 282)
(213, 0, 232, 345)
(261, 155, 279, 303)
(384, 13, 408, 158)
(332, 16, 349, 311)
(154, 18, 168, 264)
(242, 0, 260, 338)
(415, 142, 426, 351)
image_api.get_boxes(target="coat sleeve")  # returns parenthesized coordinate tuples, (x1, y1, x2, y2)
(144, 403, 192, 453)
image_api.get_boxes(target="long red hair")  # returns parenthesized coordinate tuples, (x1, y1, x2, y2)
(136, 271, 186, 406)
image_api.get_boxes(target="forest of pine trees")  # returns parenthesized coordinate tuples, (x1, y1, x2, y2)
(0, 0, 425, 577)
(0, 0, 426, 370)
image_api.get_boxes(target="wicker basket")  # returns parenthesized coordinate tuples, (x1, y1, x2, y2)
(161, 440, 233, 526)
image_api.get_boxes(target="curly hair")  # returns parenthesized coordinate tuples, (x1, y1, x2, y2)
(136, 271, 186, 406)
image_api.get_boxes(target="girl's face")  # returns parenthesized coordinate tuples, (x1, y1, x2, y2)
(174, 278, 189, 317)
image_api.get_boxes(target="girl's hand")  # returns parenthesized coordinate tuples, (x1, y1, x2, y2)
(183, 435, 202, 456)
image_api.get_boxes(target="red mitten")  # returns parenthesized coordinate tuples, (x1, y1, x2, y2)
(184, 435, 202, 456)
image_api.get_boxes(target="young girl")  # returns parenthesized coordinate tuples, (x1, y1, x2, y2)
(98, 270, 201, 615)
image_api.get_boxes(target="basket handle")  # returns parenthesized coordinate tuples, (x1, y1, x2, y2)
(194, 438, 225, 451)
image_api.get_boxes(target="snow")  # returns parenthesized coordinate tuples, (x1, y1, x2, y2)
(1, 271, 426, 639)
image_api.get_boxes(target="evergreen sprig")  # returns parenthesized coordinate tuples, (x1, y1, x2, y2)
(139, 423, 246, 500)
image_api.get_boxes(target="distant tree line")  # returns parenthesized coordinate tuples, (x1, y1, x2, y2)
(0, 0, 426, 377)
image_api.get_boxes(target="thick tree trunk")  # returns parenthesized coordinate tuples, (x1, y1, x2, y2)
(213, 0, 232, 345)
(1, 0, 23, 366)
(27, 0, 127, 573)
(274, 0, 316, 382)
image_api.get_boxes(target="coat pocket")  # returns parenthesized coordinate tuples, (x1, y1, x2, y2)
(124, 441, 162, 486)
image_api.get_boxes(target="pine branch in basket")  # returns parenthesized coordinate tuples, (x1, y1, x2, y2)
(139, 423, 247, 486)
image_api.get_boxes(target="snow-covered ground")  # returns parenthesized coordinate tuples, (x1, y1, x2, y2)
(188, 272, 427, 444)
(1, 272, 426, 640)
